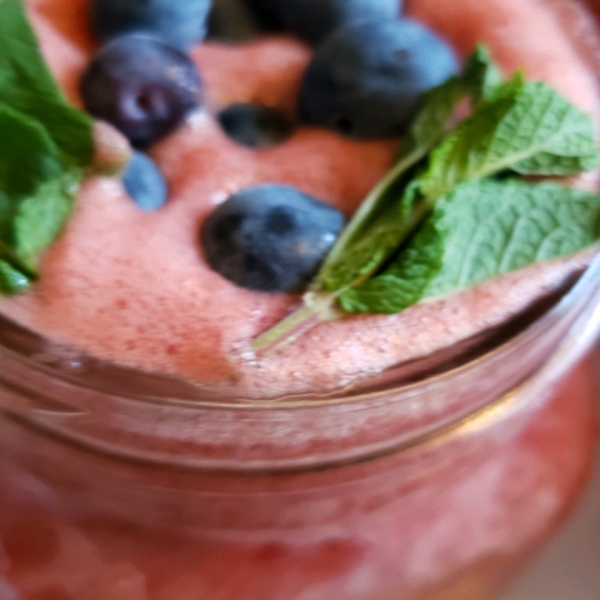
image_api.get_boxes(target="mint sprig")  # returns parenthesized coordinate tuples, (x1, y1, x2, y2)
(0, 0, 94, 294)
(420, 81, 599, 201)
(252, 46, 600, 355)
(341, 180, 600, 313)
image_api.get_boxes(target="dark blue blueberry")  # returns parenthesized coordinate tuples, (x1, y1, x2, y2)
(218, 104, 294, 148)
(207, 0, 268, 43)
(201, 185, 345, 292)
(122, 151, 169, 211)
(247, 0, 401, 44)
(299, 19, 459, 138)
(80, 34, 202, 149)
(90, 0, 211, 50)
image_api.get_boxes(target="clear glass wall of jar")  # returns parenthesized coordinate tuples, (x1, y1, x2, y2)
(0, 251, 599, 600)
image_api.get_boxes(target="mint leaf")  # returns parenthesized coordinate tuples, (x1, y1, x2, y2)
(0, 106, 75, 279)
(319, 182, 431, 292)
(463, 44, 503, 107)
(0, 0, 95, 296)
(0, 103, 62, 199)
(462, 44, 527, 107)
(418, 96, 517, 200)
(420, 81, 599, 200)
(14, 171, 80, 270)
(0, 0, 93, 165)
(425, 179, 600, 295)
(318, 178, 425, 291)
(339, 216, 444, 313)
(0, 190, 13, 242)
(342, 179, 600, 313)
(509, 83, 599, 173)
(410, 43, 500, 151)
(0, 259, 30, 293)
(407, 74, 466, 153)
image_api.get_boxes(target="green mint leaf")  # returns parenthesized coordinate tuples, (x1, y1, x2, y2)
(342, 179, 600, 313)
(486, 70, 526, 103)
(0, 0, 96, 296)
(0, 258, 30, 293)
(463, 43, 503, 107)
(0, 234, 35, 278)
(407, 76, 466, 153)
(462, 44, 527, 107)
(318, 178, 425, 292)
(0, 190, 13, 242)
(410, 43, 500, 150)
(14, 171, 80, 270)
(506, 83, 599, 174)
(0, 0, 94, 165)
(0, 103, 63, 200)
(424, 179, 600, 296)
(420, 81, 599, 200)
(339, 215, 444, 314)
(319, 181, 432, 292)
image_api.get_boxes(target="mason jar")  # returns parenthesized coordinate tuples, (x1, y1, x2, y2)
(3, 0, 600, 598)
(0, 248, 599, 600)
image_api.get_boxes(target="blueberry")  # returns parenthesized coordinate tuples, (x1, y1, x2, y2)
(122, 151, 169, 211)
(90, 0, 211, 50)
(207, 0, 267, 43)
(299, 19, 459, 138)
(201, 185, 345, 292)
(218, 104, 294, 148)
(246, 0, 401, 44)
(80, 34, 202, 148)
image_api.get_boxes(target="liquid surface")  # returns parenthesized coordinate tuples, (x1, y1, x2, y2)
(1, 0, 599, 397)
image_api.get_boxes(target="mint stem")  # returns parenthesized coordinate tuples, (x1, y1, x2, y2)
(0, 239, 37, 279)
(251, 292, 343, 357)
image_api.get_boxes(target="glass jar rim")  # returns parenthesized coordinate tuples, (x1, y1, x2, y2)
(1, 252, 599, 472)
